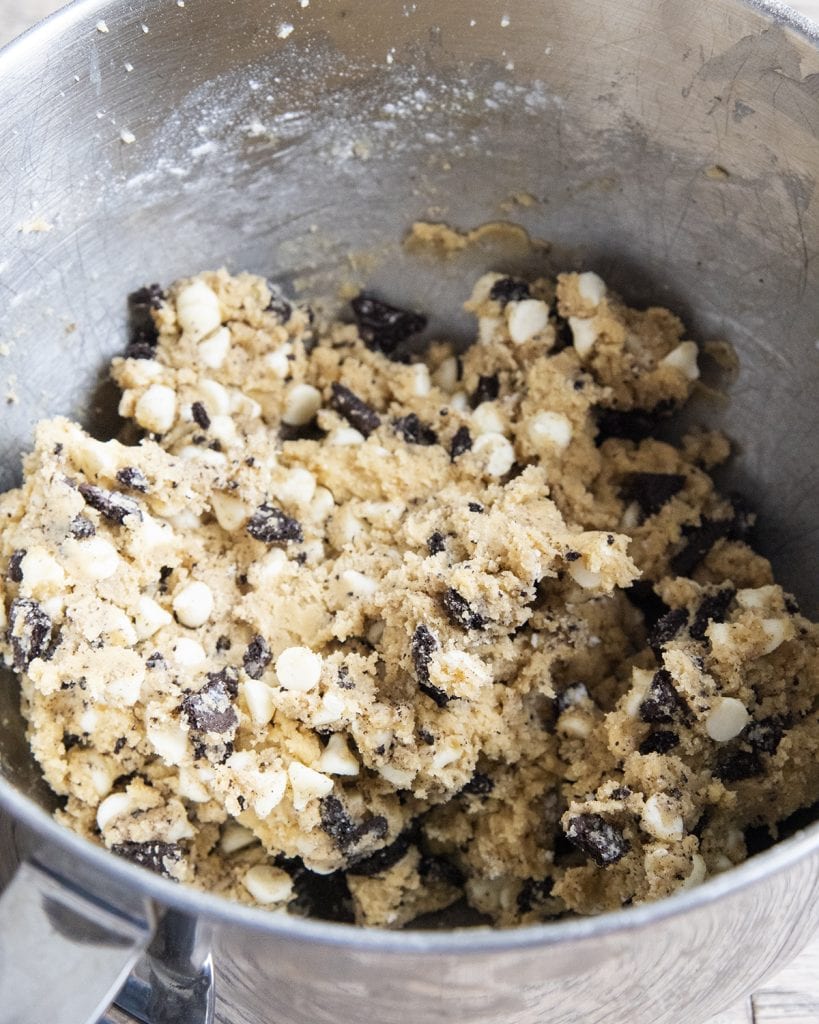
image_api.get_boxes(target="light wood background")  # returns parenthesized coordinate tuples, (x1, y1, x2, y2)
(0, 1, 817, 1022)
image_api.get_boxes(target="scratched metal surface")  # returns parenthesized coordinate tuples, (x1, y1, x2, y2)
(0, 2, 818, 1024)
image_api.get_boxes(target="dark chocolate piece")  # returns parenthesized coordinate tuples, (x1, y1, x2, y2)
(565, 813, 630, 866)
(329, 383, 381, 437)
(351, 293, 427, 354)
(79, 483, 142, 525)
(247, 503, 303, 544)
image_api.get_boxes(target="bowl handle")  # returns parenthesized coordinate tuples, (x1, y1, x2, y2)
(0, 856, 153, 1024)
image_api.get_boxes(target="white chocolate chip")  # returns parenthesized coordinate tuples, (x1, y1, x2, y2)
(527, 411, 573, 451)
(229, 390, 261, 419)
(431, 739, 462, 771)
(682, 853, 708, 889)
(197, 326, 231, 368)
(558, 711, 592, 738)
(208, 414, 238, 446)
(568, 561, 602, 589)
(220, 822, 258, 854)
(660, 341, 700, 381)
(253, 771, 288, 817)
(312, 691, 347, 728)
(478, 316, 500, 345)
(63, 537, 120, 580)
(242, 679, 276, 726)
(339, 569, 378, 599)
(641, 794, 684, 841)
(105, 608, 138, 647)
(96, 792, 136, 832)
(275, 646, 322, 692)
(282, 383, 322, 426)
(569, 316, 598, 357)
(243, 865, 293, 905)
(264, 346, 292, 378)
(328, 427, 365, 446)
(507, 298, 549, 344)
(288, 761, 334, 811)
(621, 501, 641, 530)
(379, 764, 415, 788)
(107, 664, 145, 706)
(18, 547, 65, 598)
(735, 586, 778, 610)
(172, 637, 207, 667)
(310, 486, 335, 521)
(275, 468, 316, 506)
(450, 391, 469, 412)
(412, 363, 431, 396)
(173, 580, 214, 628)
(471, 403, 506, 435)
(472, 432, 515, 476)
(135, 384, 176, 433)
(198, 379, 230, 415)
(176, 280, 221, 340)
(577, 271, 607, 306)
(249, 548, 288, 587)
(210, 492, 249, 532)
(318, 733, 359, 776)
(147, 721, 189, 764)
(72, 436, 119, 480)
(706, 697, 750, 742)
(760, 618, 790, 655)
(177, 768, 211, 802)
(432, 356, 459, 392)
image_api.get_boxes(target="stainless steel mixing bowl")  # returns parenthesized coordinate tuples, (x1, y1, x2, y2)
(0, 1, 818, 1023)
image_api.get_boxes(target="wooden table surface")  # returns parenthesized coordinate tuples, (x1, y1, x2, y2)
(1, 1, 817, 1021)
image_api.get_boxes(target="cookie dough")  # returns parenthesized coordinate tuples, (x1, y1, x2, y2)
(1, 267, 817, 927)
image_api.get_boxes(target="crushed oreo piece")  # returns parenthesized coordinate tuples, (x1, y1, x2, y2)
(329, 383, 381, 437)
(639, 669, 687, 724)
(146, 652, 166, 670)
(689, 588, 735, 641)
(289, 867, 354, 923)
(468, 501, 484, 513)
(394, 413, 438, 446)
(158, 565, 173, 593)
(191, 401, 211, 430)
(418, 728, 435, 745)
(670, 516, 734, 577)
(351, 293, 427, 354)
(264, 285, 293, 322)
(516, 877, 553, 914)
(714, 748, 763, 783)
(279, 421, 327, 443)
(610, 786, 631, 801)
(552, 313, 573, 352)
(639, 730, 679, 755)
(565, 813, 630, 866)
(625, 580, 669, 629)
(116, 466, 149, 493)
(728, 492, 755, 540)
(442, 588, 487, 631)
(319, 795, 388, 853)
(243, 634, 272, 680)
(419, 854, 465, 888)
(336, 666, 355, 690)
(125, 284, 164, 357)
(8, 598, 53, 671)
(181, 668, 239, 734)
(462, 772, 494, 796)
(427, 531, 446, 556)
(348, 831, 412, 876)
(489, 277, 531, 306)
(450, 425, 472, 460)
(7, 549, 25, 583)
(565, 550, 581, 562)
(621, 472, 685, 519)
(111, 840, 182, 878)
(247, 503, 303, 544)
(62, 731, 84, 752)
(69, 515, 96, 539)
(594, 408, 659, 443)
(411, 624, 448, 707)
(79, 483, 142, 525)
(744, 715, 788, 755)
(215, 635, 232, 652)
(471, 373, 500, 407)
(648, 607, 689, 652)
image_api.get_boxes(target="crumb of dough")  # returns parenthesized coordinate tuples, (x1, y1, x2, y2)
(1, 266, 817, 928)
(18, 218, 54, 234)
